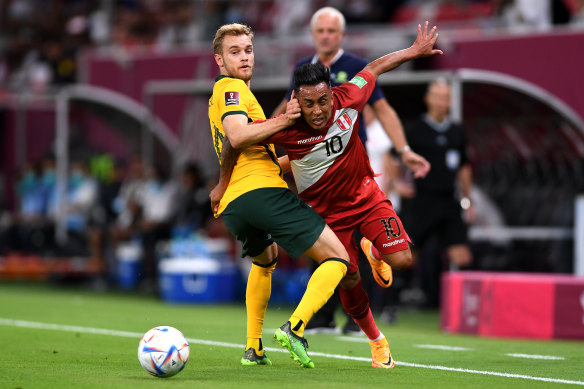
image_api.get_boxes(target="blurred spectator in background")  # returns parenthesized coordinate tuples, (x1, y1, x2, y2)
(88, 159, 127, 275)
(1, 160, 53, 254)
(110, 1, 159, 52)
(173, 161, 212, 236)
(47, 159, 99, 256)
(388, 78, 474, 308)
(271, 0, 312, 36)
(494, 0, 573, 31)
(156, 0, 202, 50)
(136, 164, 179, 289)
(109, 154, 146, 246)
(0, 0, 93, 91)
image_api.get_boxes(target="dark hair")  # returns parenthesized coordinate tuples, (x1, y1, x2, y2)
(293, 63, 331, 95)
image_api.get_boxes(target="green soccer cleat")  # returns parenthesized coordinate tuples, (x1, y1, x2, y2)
(241, 348, 272, 366)
(273, 321, 315, 368)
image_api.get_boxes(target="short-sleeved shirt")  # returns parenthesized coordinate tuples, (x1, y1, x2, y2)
(267, 70, 386, 229)
(209, 75, 287, 215)
(285, 50, 385, 145)
(402, 115, 469, 197)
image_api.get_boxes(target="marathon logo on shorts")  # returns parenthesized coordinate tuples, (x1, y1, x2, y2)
(225, 91, 239, 106)
(383, 238, 405, 248)
(336, 113, 352, 131)
(348, 76, 367, 88)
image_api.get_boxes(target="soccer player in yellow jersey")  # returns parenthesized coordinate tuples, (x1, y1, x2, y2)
(208, 23, 350, 368)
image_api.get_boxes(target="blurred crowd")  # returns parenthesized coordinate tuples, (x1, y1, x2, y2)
(1, 0, 583, 92)
(0, 153, 223, 284)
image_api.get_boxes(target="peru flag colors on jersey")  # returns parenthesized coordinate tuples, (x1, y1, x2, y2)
(267, 71, 387, 229)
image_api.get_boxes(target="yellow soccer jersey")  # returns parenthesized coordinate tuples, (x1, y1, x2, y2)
(209, 75, 287, 215)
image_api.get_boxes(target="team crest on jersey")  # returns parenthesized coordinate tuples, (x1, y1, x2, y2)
(336, 113, 353, 131)
(225, 91, 239, 106)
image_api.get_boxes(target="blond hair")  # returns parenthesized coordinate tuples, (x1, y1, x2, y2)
(212, 23, 254, 55)
(310, 7, 346, 32)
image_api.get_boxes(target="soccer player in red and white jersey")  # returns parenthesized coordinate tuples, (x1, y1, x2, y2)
(212, 22, 442, 368)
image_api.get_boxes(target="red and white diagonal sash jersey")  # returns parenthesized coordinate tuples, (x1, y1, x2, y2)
(267, 71, 388, 229)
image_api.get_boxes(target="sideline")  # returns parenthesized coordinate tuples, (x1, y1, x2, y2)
(0, 317, 582, 386)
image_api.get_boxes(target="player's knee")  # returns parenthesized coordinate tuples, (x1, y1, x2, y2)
(340, 271, 360, 290)
(312, 225, 350, 263)
(251, 243, 278, 266)
(328, 236, 349, 262)
(385, 249, 413, 270)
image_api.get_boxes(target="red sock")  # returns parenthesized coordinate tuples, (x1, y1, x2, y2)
(370, 244, 382, 261)
(339, 279, 381, 340)
(353, 310, 380, 341)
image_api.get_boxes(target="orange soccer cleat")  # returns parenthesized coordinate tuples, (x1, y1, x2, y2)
(369, 337, 395, 369)
(360, 237, 393, 288)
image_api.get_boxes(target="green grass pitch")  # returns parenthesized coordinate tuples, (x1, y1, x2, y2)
(0, 281, 582, 388)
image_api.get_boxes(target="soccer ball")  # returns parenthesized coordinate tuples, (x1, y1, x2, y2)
(137, 326, 190, 377)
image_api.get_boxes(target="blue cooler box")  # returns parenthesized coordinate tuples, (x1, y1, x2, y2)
(115, 243, 143, 290)
(159, 257, 239, 303)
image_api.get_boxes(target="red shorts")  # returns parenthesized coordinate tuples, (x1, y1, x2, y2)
(333, 200, 411, 274)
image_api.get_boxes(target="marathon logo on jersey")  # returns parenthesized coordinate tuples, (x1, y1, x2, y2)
(298, 135, 324, 144)
(336, 113, 352, 131)
(225, 91, 239, 106)
(348, 76, 367, 88)
(383, 238, 405, 248)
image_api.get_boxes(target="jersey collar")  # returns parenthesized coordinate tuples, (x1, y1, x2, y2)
(215, 74, 236, 82)
(423, 113, 452, 132)
(311, 49, 344, 67)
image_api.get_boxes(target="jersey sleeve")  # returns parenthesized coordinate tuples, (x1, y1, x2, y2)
(348, 56, 385, 105)
(254, 116, 287, 146)
(333, 70, 376, 112)
(218, 79, 254, 123)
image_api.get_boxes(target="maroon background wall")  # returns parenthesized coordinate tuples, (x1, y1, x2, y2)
(0, 108, 56, 208)
(433, 31, 584, 122)
(81, 50, 217, 133)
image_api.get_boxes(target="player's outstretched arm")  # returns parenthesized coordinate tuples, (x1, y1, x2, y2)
(224, 96, 301, 149)
(364, 21, 443, 80)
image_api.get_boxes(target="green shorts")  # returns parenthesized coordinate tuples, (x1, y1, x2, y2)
(222, 187, 326, 258)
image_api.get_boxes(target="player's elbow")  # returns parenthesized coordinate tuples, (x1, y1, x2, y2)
(363, 65, 380, 80)
(229, 137, 244, 149)
(228, 132, 250, 149)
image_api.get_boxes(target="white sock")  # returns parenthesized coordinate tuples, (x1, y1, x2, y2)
(370, 333, 385, 342)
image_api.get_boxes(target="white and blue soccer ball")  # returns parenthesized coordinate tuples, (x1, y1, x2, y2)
(137, 326, 190, 377)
